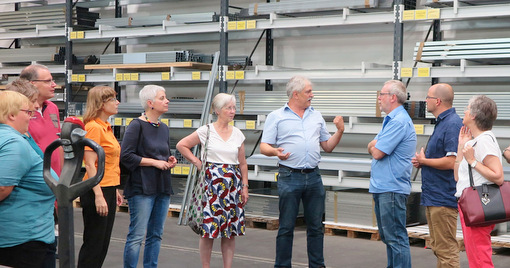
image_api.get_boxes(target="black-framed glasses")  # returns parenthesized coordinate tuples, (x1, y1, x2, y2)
(426, 96, 438, 100)
(20, 109, 35, 116)
(31, 79, 56, 84)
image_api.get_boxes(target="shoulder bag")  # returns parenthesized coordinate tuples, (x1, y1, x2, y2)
(458, 163, 510, 227)
(187, 124, 210, 235)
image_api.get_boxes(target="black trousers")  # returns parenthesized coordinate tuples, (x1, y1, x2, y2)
(0, 241, 50, 268)
(77, 186, 117, 268)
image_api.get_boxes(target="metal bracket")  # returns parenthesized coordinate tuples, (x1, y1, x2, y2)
(392, 61, 402, 80)
(219, 15, 228, 32)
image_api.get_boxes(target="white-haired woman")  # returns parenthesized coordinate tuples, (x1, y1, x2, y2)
(121, 85, 177, 268)
(177, 93, 249, 268)
(454, 95, 504, 268)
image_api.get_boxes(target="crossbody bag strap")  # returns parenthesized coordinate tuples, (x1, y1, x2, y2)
(200, 124, 210, 171)
(468, 164, 475, 188)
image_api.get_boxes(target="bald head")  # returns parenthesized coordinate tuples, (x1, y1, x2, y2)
(431, 83, 454, 107)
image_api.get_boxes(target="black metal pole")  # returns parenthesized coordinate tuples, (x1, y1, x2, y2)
(392, 1, 404, 81)
(114, 0, 122, 99)
(219, 0, 228, 93)
(265, 29, 273, 91)
(432, 20, 441, 85)
(65, 0, 73, 117)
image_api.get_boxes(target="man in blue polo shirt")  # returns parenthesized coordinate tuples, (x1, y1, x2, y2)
(368, 80, 416, 268)
(412, 83, 462, 268)
(261, 76, 344, 268)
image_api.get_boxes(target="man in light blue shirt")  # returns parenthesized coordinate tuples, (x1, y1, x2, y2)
(368, 80, 416, 268)
(261, 76, 344, 268)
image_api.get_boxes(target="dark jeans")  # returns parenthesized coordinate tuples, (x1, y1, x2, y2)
(275, 166, 325, 268)
(77, 186, 117, 268)
(0, 241, 50, 268)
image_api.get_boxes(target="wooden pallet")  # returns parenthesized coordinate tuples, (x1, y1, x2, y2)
(407, 225, 465, 250)
(323, 221, 380, 241)
(245, 215, 280, 230)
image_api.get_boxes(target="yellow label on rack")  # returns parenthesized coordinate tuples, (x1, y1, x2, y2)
(123, 73, 131, 81)
(77, 31, 85, 39)
(236, 21, 246, 30)
(247, 20, 257, 29)
(403, 10, 415, 21)
(228, 121, 234, 126)
(183, 119, 193, 128)
(235, 71, 245, 80)
(125, 118, 134, 125)
(161, 118, 169, 126)
(427, 9, 440, 19)
(274, 172, 278, 181)
(181, 166, 190, 175)
(71, 74, 79, 82)
(245, 120, 255, 129)
(415, 10, 427, 20)
(417, 68, 430, 77)
(192, 72, 201, 80)
(173, 166, 182, 175)
(115, 73, 123, 81)
(130, 73, 139, 81)
(226, 71, 235, 80)
(78, 75, 86, 82)
(70, 32, 77, 39)
(401, 68, 413, 77)
(161, 72, 170, 80)
(414, 124, 424, 135)
(227, 21, 237, 30)
(114, 118, 123, 126)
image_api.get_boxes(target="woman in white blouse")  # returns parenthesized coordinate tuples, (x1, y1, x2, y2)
(177, 93, 249, 268)
(454, 95, 504, 268)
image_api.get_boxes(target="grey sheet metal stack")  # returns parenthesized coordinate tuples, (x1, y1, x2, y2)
(244, 188, 304, 218)
(325, 189, 376, 227)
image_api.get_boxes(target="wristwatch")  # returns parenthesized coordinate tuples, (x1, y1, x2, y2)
(470, 160, 478, 169)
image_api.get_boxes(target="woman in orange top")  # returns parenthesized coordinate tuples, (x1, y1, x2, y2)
(78, 86, 123, 268)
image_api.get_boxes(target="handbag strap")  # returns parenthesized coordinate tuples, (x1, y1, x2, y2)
(468, 164, 475, 188)
(200, 124, 210, 171)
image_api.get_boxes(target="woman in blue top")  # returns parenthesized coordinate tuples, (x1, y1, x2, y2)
(0, 91, 56, 268)
(121, 85, 177, 268)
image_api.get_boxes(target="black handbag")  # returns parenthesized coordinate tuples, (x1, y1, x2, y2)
(458, 164, 510, 227)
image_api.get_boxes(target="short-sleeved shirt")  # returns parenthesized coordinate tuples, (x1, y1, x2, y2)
(369, 105, 417, 195)
(0, 124, 56, 247)
(197, 123, 245, 165)
(421, 108, 463, 208)
(28, 100, 61, 176)
(455, 131, 502, 197)
(84, 118, 120, 187)
(261, 104, 331, 169)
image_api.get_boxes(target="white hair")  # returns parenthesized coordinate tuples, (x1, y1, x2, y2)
(139, 85, 166, 110)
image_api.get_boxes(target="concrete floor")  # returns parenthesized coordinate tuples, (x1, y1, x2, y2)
(68, 208, 510, 268)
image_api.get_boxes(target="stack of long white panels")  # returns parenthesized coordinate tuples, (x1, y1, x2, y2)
(452, 92, 510, 120)
(424, 0, 510, 7)
(237, 91, 378, 117)
(95, 12, 216, 28)
(244, 188, 304, 217)
(325, 189, 376, 227)
(414, 38, 510, 64)
(100, 51, 188, 64)
(118, 99, 204, 115)
(0, 47, 59, 63)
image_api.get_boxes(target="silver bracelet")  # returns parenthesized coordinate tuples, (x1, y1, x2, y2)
(241, 183, 249, 188)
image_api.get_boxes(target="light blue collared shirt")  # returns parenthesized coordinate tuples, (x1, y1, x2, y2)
(369, 105, 417, 195)
(261, 103, 331, 169)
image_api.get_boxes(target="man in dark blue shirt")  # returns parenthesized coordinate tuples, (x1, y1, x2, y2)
(412, 83, 462, 268)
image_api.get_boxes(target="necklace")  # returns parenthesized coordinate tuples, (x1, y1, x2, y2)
(144, 112, 160, 127)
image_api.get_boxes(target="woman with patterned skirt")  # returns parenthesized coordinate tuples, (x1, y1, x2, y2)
(177, 93, 249, 268)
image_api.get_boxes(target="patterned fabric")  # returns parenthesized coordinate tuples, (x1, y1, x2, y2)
(201, 162, 245, 238)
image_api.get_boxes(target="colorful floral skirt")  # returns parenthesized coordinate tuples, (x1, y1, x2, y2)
(201, 162, 246, 238)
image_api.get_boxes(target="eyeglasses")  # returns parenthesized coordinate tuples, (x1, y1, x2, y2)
(379, 92, 393, 96)
(426, 96, 438, 100)
(31, 79, 56, 84)
(104, 97, 118, 102)
(20, 109, 35, 117)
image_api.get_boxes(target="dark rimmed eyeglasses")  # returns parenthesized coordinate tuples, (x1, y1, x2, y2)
(31, 79, 56, 84)
(20, 109, 35, 116)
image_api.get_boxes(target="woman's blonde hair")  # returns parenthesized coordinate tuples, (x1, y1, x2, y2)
(83, 86, 116, 123)
(5, 78, 39, 102)
(0, 91, 30, 124)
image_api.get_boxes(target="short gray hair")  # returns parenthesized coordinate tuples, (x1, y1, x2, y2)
(20, 64, 49, 81)
(211, 93, 236, 113)
(139, 85, 166, 110)
(468, 95, 497, 131)
(384, 80, 407, 104)
(286, 76, 311, 99)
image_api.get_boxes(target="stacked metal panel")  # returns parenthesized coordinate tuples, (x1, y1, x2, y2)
(237, 91, 378, 117)
(100, 51, 190, 64)
(118, 99, 204, 115)
(0, 47, 60, 63)
(414, 38, 510, 64)
(242, 0, 394, 16)
(244, 188, 303, 217)
(325, 189, 376, 227)
(424, 0, 510, 7)
(95, 12, 216, 28)
(452, 92, 510, 120)
(169, 175, 187, 207)
(0, 4, 99, 31)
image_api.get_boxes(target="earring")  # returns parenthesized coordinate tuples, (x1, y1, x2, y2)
(151, 107, 154, 110)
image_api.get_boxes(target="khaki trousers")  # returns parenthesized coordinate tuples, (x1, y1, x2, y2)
(426, 206, 460, 268)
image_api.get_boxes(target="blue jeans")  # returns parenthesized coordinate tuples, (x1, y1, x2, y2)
(124, 194, 171, 268)
(373, 192, 411, 268)
(275, 166, 325, 268)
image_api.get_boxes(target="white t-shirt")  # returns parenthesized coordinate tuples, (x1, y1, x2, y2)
(455, 131, 502, 197)
(196, 123, 245, 165)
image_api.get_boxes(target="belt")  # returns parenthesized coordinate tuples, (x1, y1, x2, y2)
(279, 164, 317, 174)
